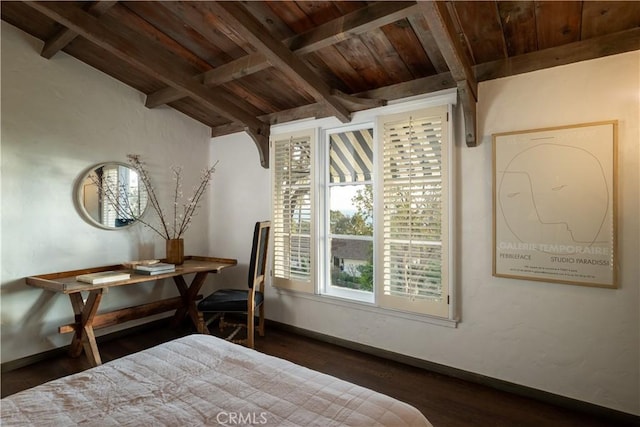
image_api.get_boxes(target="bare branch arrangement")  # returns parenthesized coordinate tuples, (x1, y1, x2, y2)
(90, 155, 217, 240)
(128, 154, 218, 239)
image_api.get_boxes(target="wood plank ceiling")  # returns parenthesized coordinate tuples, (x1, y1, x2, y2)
(2, 1, 639, 167)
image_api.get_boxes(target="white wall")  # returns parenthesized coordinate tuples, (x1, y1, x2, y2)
(207, 134, 271, 287)
(210, 51, 640, 415)
(1, 23, 217, 361)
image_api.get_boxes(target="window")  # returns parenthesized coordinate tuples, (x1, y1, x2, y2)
(271, 104, 452, 318)
(324, 126, 374, 302)
(271, 130, 315, 293)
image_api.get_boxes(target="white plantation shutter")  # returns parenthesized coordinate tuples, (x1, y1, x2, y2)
(271, 130, 315, 293)
(377, 105, 450, 317)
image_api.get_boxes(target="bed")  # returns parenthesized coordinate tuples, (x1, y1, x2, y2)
(1, 334, 432, 426)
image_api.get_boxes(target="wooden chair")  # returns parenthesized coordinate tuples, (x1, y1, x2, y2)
(197, 221, 270, 348)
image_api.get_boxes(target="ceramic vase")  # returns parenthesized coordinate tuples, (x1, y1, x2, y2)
(165, 238, 184, 265)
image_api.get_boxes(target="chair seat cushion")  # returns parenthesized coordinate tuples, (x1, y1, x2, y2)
(197, 289, 264, 312)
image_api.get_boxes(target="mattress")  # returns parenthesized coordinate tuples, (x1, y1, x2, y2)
(1, 334, 432, 426)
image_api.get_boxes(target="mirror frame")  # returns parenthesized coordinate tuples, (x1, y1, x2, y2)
(75, 161, 149, 230)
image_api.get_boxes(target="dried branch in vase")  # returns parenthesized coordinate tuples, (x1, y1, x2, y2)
(127, 154, 218, 240)
(90, 155, 217, 240)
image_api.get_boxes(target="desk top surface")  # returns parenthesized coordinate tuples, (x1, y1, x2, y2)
(26, 256, 237, 294)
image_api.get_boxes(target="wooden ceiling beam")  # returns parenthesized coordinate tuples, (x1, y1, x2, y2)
(331, 90, 387, 109)
(144, 60, 270, 113)
(289, 2, 420, 55)
(145, 1, 419, 108)
(210, 25, 640, 141)
(40, 1, 117, 59)
(419, 0, 478, 146)
(212, 1, 351, 123)
(27, 1, 270, 167)
(407, 15, 449, 74)
(211, 72, 457, 137)
(211, 103, 332, 138)
(146, 53, 269, 108)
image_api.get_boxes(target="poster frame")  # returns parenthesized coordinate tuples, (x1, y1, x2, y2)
(492, 121, 618, 288)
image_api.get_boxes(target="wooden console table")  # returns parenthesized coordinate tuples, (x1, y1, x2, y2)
(26, 256, 236, 367)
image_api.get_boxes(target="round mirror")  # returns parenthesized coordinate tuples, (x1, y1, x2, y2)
(76, 162, 149, 229)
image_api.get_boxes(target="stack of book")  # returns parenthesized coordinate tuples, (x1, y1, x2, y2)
(76, 271, 131, 284)
(134, 262, 176, 275)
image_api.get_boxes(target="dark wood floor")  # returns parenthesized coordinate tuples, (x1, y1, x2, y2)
(1, 321, 635, 427)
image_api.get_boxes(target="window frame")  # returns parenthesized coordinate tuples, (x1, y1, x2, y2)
(270, 92, 457, 321)
(321, 123, 376, 303)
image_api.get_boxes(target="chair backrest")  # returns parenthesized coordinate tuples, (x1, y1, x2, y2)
(248, 221, 271, 289)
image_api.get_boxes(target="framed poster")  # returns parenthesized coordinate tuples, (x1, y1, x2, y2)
(492, 121, 617, 288)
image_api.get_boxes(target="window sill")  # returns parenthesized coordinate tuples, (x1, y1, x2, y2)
(272, 287, 459, 328)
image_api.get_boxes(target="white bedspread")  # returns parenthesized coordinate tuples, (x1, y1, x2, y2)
(2, 334, 432, 426)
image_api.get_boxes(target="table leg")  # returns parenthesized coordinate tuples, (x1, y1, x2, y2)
(172, 272, 208, 331)
(68, 289, 103, 367)
(68, 293, 85, 357)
